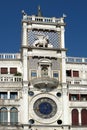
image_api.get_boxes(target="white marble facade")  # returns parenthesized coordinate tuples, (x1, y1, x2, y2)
(0, 10, 87, 130)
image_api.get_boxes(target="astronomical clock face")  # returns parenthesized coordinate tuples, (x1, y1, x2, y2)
(33, 97, 57, 119)
(29, 94, 62, 124)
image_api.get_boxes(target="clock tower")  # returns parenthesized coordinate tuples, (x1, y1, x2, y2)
(21, 8, 69, 130)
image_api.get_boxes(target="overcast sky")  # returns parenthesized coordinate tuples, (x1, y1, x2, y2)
(0, 0, 87, 57)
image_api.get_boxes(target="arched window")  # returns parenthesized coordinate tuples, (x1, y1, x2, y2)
(0, 107, 8, 124)
(10, 107, 18, 124)
(81, 109, 87, 126)
(72, 109, 79, 126)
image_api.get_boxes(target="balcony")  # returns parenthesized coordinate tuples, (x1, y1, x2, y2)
(0, 75, 22, 82)
(66, 56, 87, 63)
(66, 77, 87, 85)
(0, 53, 20, 60)
(0, 75, 22, 88)
(69, 100, 87, 108)
(0, 99, 19, 106)
(30, 77, 59, 91)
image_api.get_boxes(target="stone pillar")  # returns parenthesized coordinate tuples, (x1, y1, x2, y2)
(60, 18, 65, 49)
(69, 109, 72, 126)
(8, 67, 10, 74)
(22, 44, 29, 126)
(8, 108, 10, 124)
(22, 22, 27, 46)
(22, 22, 28, 82)
(78, 108, 81, 126)
(22, 84, 28, 124)
(62, 85, 69, 126)
(21, 21, 29, 127)
(61, 51, 66, 83)
(23, 48, 28, 81)
(60, 18, 66, 83)
(8, 91, 10, 99)
(18, 107, 20, 124)
(81, 65, 86, 84)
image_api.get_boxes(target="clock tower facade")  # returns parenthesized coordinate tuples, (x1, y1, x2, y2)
(21, 10, 69, 130)
(0, 7, 87, 130)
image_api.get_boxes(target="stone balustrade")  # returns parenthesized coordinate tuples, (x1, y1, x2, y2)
(66, 77, 87, 85)
(0, 99, 19, 105)
(0, 75, 22, 82)
(66, 57, 87, 63)
(23, 15, 64, 24)
(0, 53, 20, 59)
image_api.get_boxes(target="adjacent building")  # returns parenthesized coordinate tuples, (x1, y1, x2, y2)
(0, 8, 87, 130)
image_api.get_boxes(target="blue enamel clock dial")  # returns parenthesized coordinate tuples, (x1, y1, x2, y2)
(39, 102, 52, 115)
(34, 97, 57, 119)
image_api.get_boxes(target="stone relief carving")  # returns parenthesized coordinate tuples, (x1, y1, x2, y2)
(33, 35, 53, 48)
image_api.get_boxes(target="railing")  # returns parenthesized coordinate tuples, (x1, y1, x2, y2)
(66, 57, 87, 63)
(0, 75, 22, 82)
(66, 77, 87, 85)
(0, 122, 21, 126)
(0, 99, 19, 105)
(0, 53, 20, 59)
(23, 15, 64, 24)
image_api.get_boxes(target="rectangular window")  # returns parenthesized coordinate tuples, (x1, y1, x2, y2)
(0, 92, 7, 99)
(66, 70, 72, 77)
(31, 70, 37, 77)
(10, 68, 17, 74)
(69, 94, 79, 101)
(10, 92, 18, 99)
(53, 72, 59, 78)
(1, 68, 8, 74)
(80, 94, 87, 101)
(73, 71, 79, 77)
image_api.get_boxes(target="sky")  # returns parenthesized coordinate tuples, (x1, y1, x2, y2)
(0, 0, 87, 57)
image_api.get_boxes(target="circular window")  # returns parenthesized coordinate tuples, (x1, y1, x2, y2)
(28, 91, 34, 96)
(57, 120, 62, 125)
(56, 92, 61, 97)
(33, 97, 57, 119)
(29, 119, 34, 124)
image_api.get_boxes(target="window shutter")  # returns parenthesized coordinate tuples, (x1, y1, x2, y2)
(81, 109, 87, 125)
(10, 68, 17, 74)
(1, 68, 8, 74)
(73, 71, 79, 77)
(72, 109, 79, 126)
